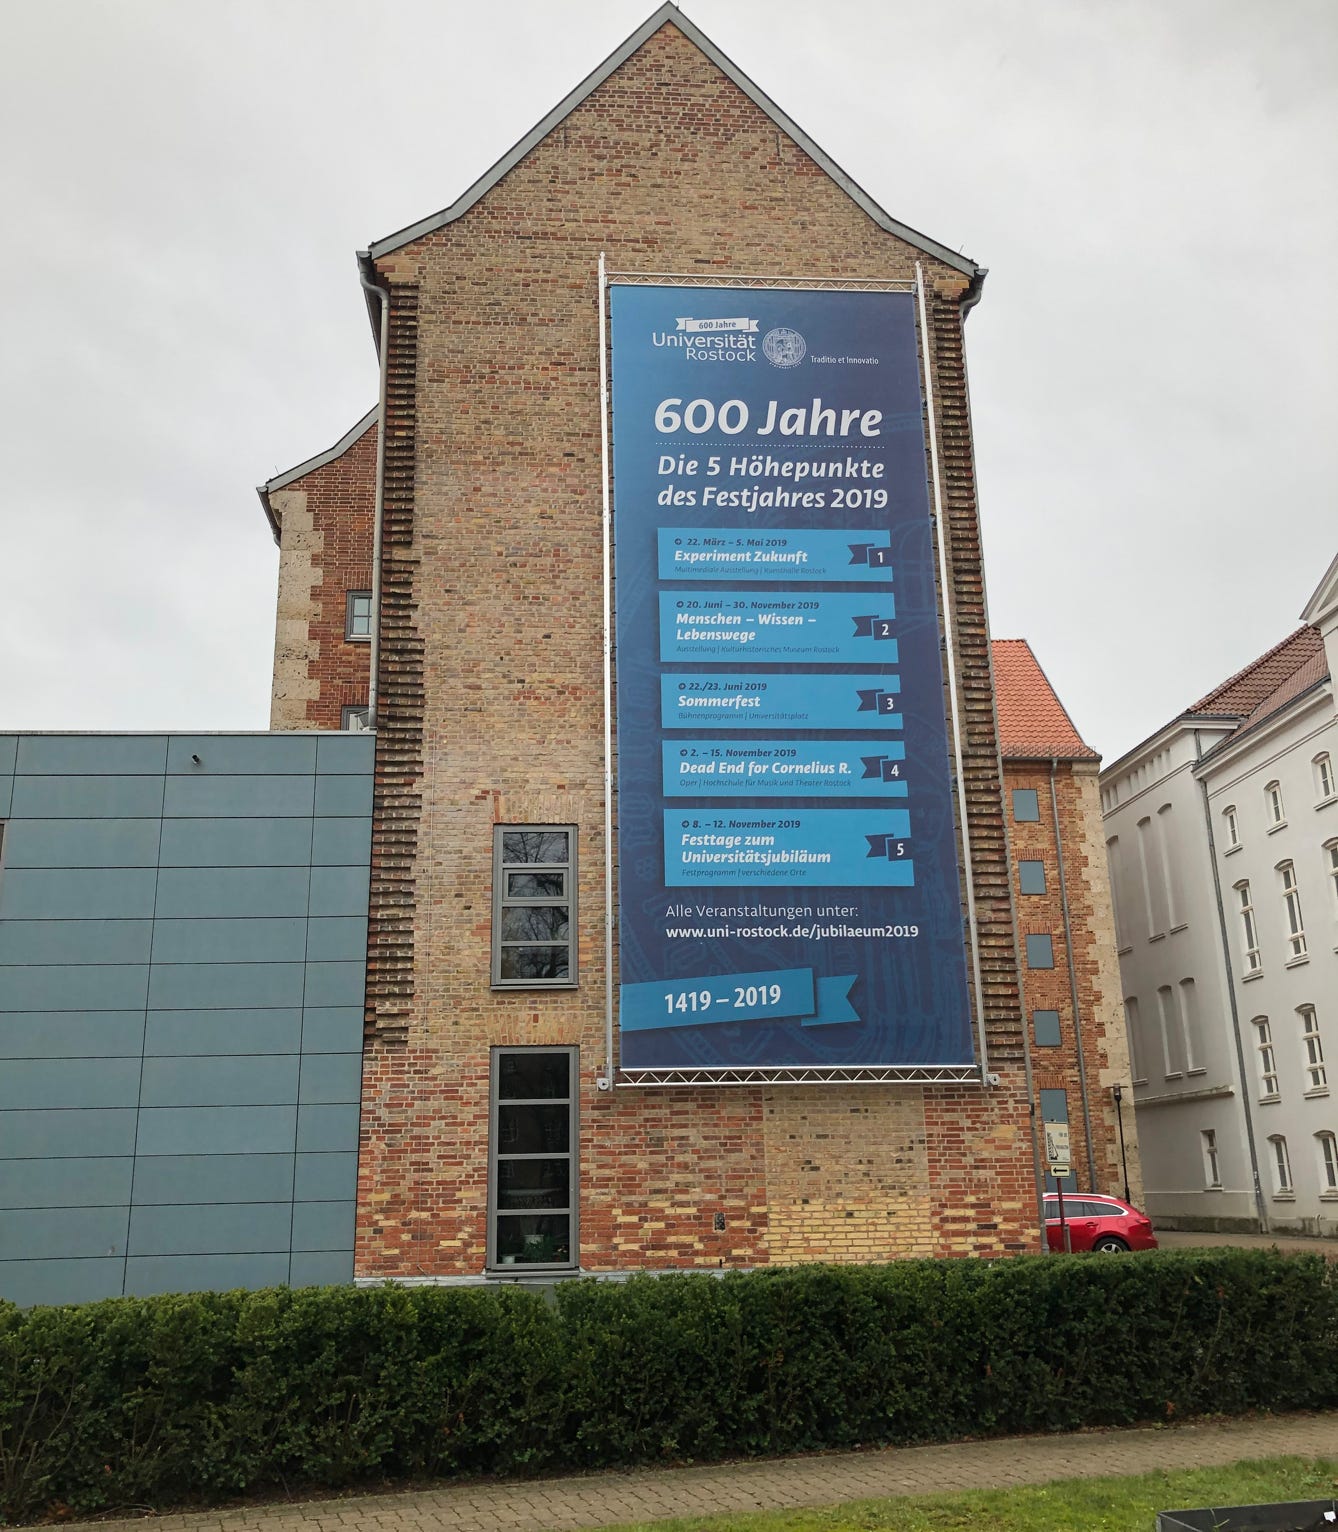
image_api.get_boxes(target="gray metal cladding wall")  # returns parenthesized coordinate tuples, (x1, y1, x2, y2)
(0, 731, 372, 1306)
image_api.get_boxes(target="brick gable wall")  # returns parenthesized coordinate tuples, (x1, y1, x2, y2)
(345, 20, 1039, 1271)
(268, 421, 377, 731)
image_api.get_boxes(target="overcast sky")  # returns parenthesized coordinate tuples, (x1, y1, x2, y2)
(2, 0, 1334, 764)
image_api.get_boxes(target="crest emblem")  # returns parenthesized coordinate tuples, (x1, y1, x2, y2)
(762, 327, 806, 368)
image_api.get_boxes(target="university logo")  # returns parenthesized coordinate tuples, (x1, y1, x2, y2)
(762, 327, 806, 368)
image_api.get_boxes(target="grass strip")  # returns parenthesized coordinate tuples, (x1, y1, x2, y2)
(601, 1454, 1338, 1531)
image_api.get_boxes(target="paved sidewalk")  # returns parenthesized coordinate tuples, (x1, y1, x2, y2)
(72, 1412, 1338, 1532)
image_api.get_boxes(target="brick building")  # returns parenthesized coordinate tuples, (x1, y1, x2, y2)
(993, 640, 1142, 1208)
(257, 4, 1113, 1279)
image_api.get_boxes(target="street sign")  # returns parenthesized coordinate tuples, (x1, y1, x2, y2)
(1045, 1122, 1071, 1177)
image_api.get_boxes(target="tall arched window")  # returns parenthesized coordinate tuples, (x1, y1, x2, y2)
(1222, 804, 1241, 850)
(1234, 881, 1261, 973)
(1316, 1132, 1338, 1196)
(1277, 861, 1307, 961)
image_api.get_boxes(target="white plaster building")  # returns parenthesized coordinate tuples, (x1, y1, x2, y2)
(1100, 554, 1338, 1236)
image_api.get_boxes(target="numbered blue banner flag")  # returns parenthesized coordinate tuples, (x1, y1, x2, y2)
(610, 284, 973, 1072)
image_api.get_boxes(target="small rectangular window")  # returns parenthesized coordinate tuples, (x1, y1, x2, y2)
(1318, 1132, 1338, 1194)
(1201, 1129, 1221, 1188)
(345, 590, 373, 641)
(341, 705, 372, 732)
(1032, 1009, 1061, 1047)
(1315, 753, 1335, 802)
(489, 1046, 577, 1269)
(492, 826, 576, 987)
(1018, 860, 1047, 895)
(1025, 933, 1054, 969)
(1269, 1135, 1293, 1196)
(1012, 789, 1040, 822)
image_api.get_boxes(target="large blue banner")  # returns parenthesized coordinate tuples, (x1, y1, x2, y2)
(611, 286, 972, 1072)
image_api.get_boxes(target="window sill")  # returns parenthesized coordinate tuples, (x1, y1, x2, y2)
(1241, 969, 1264, 982)
(1148, 931, 1167, 943)
(1284, 954, 1310, 969)
(1258, 1094, 1281, 1106)
(1315, 795, 1338, 812)
(490, 983, 579, 992)
(344, 635, 372, 644)
(1205, 1182, 1222, 1192)
(1320, 1191, 1338, 1202)
(1271, 1192, 1296, 1201)
(1267, 820, 1288, 834)
(1169, 922, 1189, 935)
(1186, 1067, 1208, 1078)
(1118, 944, 1134, 957)
(1223, 843, 1243, 856)
(1303, 1086, 1330, 1099)
(1163, 1071, 1184, 1082)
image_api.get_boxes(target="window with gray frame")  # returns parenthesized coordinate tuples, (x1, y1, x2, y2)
(1018, 860, 1047, 895)
(1012, 789, 1040, 822)
(345, 590, 372, 641)
(1025, 933, 1055, 969)
(341, 705, 371, 732)
(492, 826, 575, 986)
(1032, 1009, 1061, 1046)
(489, 1047, 577, 1269)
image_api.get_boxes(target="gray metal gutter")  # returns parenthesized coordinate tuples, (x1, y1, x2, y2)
(361, 4, 985, 286)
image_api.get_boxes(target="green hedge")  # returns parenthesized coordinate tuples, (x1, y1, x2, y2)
(1, 1249, 1334, 1520)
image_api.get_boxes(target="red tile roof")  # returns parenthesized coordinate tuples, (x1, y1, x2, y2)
(1187, 624, 1326, 723)
(992, 639, 1099, 761)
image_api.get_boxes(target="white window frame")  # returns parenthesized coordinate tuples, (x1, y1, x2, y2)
(1315, 752, 1336, 804)
(1325, 839, 1338, 918)
(1299, 1004, 1327, 1094)
(1317, 1131, 1338, 1197)
(491, 825, 577, 989)
(1268, 1134, 1293, 1197)
(344, 590, 373, 642)
(1265, 779, 1286, 831)
(1235, 880, 1261, 974)
(1253, 1016, 1279, 1100)
(1222, 804, 1241, 851)
(340, 704, 372, 732)
(1201, 1129, 1221, 1189)
(1277, 860, 1307, 961)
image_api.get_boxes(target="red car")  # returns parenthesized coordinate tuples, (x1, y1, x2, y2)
(1044, 1193, 1158, 1253)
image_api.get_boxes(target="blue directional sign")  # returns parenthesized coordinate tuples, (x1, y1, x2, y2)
(611, 284, 973, 1072)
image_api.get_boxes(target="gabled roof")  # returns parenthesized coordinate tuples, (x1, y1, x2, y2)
(256, 407, 378, 544)
(1187, 625, 1325, 720)
(1186, 624, 1329, 757)
(358, 4, 984, 293)
(992, 639, 1099, 762)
